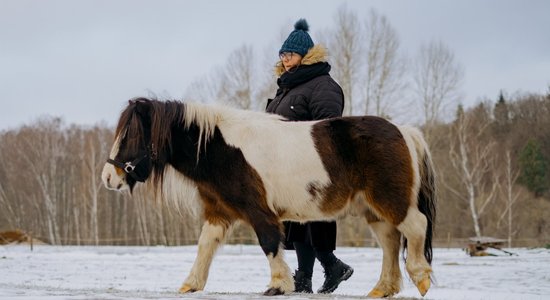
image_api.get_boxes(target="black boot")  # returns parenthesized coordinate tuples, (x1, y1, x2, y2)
(293, 270, 313, 293)
(317, 259, 354, 294)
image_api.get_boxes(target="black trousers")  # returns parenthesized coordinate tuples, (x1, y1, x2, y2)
(283, 220, 337, 251)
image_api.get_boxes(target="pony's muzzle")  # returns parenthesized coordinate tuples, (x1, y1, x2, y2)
(101, 163, 128, 190)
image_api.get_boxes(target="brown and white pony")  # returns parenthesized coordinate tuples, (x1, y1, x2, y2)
(101, 98, 437, 297)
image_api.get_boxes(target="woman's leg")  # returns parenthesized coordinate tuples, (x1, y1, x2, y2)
(293, 241, 315, 293)
(310, 221, 354, 294)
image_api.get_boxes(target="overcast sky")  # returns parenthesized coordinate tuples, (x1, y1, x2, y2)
(1, 0, 549, 130)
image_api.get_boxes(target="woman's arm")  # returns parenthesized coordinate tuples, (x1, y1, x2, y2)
(309, 78, 344, 120)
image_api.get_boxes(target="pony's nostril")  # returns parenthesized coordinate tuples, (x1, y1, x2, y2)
(116, 183, 122, 189)
(106, 174, 111, 185)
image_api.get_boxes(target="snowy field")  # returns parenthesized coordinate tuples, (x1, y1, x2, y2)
(1, 244, 549, 300)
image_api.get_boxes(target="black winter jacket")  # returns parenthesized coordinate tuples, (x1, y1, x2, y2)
(266, 62, 343, 120)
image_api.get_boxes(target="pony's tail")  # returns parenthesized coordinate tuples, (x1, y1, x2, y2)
(404, 128, 437, 265)
(418, 143, 437, 264)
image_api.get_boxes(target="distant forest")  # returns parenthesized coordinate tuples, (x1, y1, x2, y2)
(1, 92, 549, 247)
(1, 6, 549, 247)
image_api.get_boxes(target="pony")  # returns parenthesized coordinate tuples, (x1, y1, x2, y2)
(101, 98, 437, 298)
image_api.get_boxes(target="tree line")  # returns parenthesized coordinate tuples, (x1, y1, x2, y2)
(1, 5, 549, 247)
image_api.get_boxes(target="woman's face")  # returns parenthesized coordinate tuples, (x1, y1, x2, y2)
(279, 52, 303, 72)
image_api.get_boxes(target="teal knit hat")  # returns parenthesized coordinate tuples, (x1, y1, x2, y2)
(279, 19, 314, 56)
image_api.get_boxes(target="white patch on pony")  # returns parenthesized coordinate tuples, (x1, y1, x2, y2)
(183, 221, 227, 291)
(108, 131, 123, 160)
(180, 102, 333, 221)
(396, 125, 422, 206)
(161, 165, 202, 218)
(219, 114, 331, 221)
(101, 133, 128, 190)
(266, 250, 294, 293)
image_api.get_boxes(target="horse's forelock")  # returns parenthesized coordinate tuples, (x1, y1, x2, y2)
(114, 102, 135, 141)
(115, 107, 145, 160)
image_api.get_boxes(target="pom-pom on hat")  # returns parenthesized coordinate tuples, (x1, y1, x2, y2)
(279, 19, 314, 57)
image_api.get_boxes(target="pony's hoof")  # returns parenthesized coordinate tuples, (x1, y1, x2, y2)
(263, 287, 284, 296)
(416, 277, 431, 296)
(367, 288, 387, 298)
(179, 284, 199, 293)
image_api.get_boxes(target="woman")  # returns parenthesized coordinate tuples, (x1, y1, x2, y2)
(266, 19, 353, 294)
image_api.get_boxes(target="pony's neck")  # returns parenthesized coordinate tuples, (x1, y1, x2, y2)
(167, 122, 210, 178)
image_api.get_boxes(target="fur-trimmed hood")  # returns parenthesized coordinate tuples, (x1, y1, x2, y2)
(274, 44, 328, 77)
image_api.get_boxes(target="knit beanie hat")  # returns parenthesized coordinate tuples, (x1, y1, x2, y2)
(279, 19, 314, 57)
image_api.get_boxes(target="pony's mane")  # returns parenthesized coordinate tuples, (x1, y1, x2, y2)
(119, 97, 284, 165)
(182, 101, 285, 146)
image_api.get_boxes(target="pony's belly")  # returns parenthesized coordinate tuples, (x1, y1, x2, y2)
(278, 210, 334, 222)
(270, 189, 346, 222)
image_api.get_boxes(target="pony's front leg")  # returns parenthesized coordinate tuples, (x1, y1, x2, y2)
(252, 221, 293, 295)
(179, 221, 228, 293)
(263, 244, 293, 295)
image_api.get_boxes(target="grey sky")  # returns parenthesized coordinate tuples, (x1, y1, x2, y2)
(1, 0, 549, 130)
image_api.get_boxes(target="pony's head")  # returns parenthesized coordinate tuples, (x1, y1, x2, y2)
(102, 97, 217, 192)
(102, 98, 157, 192)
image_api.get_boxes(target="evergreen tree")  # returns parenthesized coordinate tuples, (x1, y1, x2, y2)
(494, 91, 509, 126)
(519, 139, 549, 197)
(493, 90, 510, 141)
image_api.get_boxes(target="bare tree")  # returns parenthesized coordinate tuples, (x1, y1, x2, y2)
(256, 41, 280, 112)
(413, 40, 463, 135)
(320, 4, 361, 116)
(184, 71, 221, 104)
(0, 133, 20, 229)
(217, 45, 255, 109)
(496, 151, 520, 247)
(0, 166, 19, 228)
(321, 6, 407, 118)
(185, 44, 263, 110)
(17, 118, 66, 244)
(79, 128, 112, 245)
(446, 106, 499, 237)
(362, 9, 407, 117)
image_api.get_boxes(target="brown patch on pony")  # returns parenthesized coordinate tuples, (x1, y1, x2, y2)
(311, 116, 413, 226)
(306, 181, 323, 199)
(198, 183, 237, 229)
(274, 207, 287, 218)
(364, 208, 381, 224)
(197, 175, 283, 257)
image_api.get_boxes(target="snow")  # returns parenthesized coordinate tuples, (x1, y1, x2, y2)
(1, 245, 549, 299)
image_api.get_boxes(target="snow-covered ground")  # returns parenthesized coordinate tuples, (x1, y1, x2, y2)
(1, 244, 549, 300)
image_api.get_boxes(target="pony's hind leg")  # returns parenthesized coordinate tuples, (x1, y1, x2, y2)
(367, 221, 402, 298)
(179, 221, 229, 293)
(396, 207, 432, 296)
